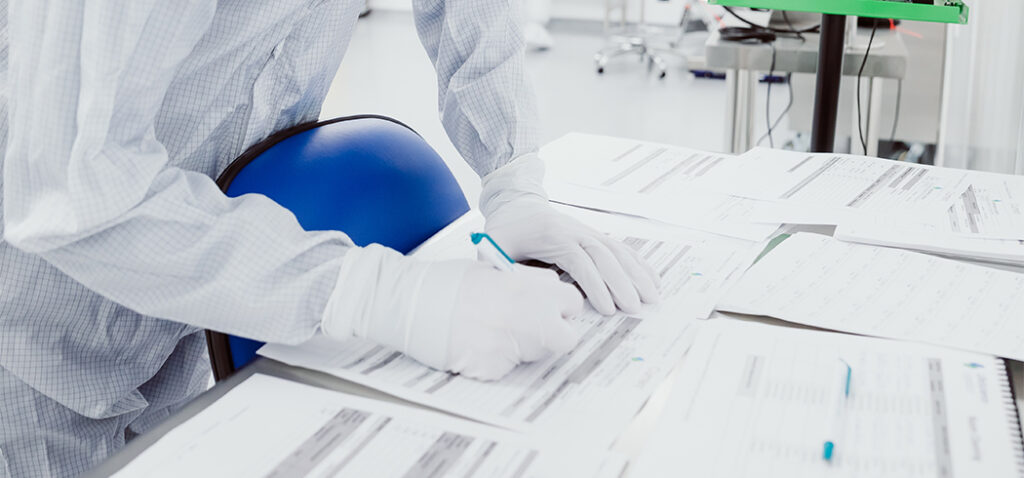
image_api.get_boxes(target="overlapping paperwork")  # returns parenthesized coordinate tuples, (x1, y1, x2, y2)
(112, 375, 627, 478)
(540, 133, 781, 241)
(631, 320, 1024, 478)
(550, 205, 763, 319)
(729, 147, 1024, 264)
(261, 311, 697, 450)
(835, 222, 1024, 266)
(260, 206, 764, 450)
(113, 133, 1024, 478)
(725, 147, 970, 215)
(718, 233, 1024, 361)
(834, 173, 1024, 265)
(540, 136, 1024, 267)
(939, 174, 1024, 239)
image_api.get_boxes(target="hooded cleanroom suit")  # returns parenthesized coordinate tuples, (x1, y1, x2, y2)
(0, 1, 541, 475)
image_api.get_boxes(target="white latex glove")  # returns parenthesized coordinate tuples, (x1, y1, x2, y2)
(447, 263, 582, 379)
(321, 244, 583, 381)
(480, 154, 661, 315)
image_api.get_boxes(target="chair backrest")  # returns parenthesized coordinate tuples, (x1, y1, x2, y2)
(205, 115, 470, 381)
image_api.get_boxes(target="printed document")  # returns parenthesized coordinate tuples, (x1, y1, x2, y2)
(112, 374, 626, 478)
(540, 133, 780, 241)
(541, 133, 744, 195)
(260, 307, 699, 450)
(836, 219, 1024, 266)
(718, 233, 1024, 360)
(551, 205, 764, 319)
(734, 148, 968, 214)
(631, 320, 1024, 478)
(413, 205, 765, 320)
(943, 174, 1024, 240)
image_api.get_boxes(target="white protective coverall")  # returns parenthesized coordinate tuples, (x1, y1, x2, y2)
(0, 1, 658, 476)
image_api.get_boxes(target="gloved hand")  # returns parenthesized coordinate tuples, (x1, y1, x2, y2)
(321, 244, 583, 381)
(447, 263, 582, 379)
(480, 154, 661, 315)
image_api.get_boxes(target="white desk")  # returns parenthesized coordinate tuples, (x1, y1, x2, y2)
(86, 314, 1024, 476)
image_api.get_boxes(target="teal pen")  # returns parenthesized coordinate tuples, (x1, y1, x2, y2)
(470, 232, 516, 272)
(823, 360, 853, 462)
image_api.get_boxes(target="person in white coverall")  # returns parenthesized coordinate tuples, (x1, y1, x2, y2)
(0, 1, 659, 476)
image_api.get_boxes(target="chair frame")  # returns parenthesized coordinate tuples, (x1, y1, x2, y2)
(204, 114, 422, 382)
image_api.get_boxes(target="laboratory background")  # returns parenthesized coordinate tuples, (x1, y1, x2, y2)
(6, 0, 1024, 477)
(332, 0, 1023, 206)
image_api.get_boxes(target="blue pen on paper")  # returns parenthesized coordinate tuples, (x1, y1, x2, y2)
(471, 233, 516, 272)
(823, 360, 853, 462)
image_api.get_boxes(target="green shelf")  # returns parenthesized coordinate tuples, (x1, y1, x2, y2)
(707, 0, 968, 24)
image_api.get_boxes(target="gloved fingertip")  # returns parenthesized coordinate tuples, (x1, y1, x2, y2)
(617, 299, 644, 316)
(590, 296, 617, 316)
(546, 321, 580, 355)
(648, 271, 663, 290)
(555, 283, 585, 317)
(638, 283, 662, 305)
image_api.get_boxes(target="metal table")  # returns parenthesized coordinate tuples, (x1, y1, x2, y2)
(707, 26, 907, 155)
(87, 312, 1024, 477)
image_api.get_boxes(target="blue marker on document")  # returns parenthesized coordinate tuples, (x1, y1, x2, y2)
(823, 360, 853, 462)
(471, 233, 516, 272)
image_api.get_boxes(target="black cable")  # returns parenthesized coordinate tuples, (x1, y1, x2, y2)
(781, 11, 804, 42)
(856, 23, 878, 155)
(751, 11, 803, 149)
(718, 8, 808, 150)
(723, 6, 820, 34)
(719, 26, 776, 44)
(757, 73, 794, 147)
(765, 42, 777, 148)
(890, 79, 902, 142)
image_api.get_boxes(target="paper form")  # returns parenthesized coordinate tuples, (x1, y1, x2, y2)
(733, 147, 968, 216)
(630, 320, 1024, 478)
(943, 174, 1024, 239)
(840, 172, 1024, 238)
(540, 133, 781, 242)
(824, 172, 1024, 265)
(260, 306, 700, 451)
(409, 204, 766, 321)
(541, 133, 744, 195)
(717, 233, 1024, 361)
(112, 375, 627, 478)
(547, 183, 782, 242)
(835, 221, 1024, 266)
(550, 204, 764, 319)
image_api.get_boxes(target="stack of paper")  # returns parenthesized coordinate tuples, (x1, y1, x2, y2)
(834, 173, 1024, 265)
(835, 221, 1024, 266)
(718, 233, 1024, 360)
(112, 375, 627, 477)
(258, 204, 768, 451)
(111, 133, 1024, 478)
(729, 147, 1024, 265)
(730, 147, 969, 217)
(260, 307, 700, 451)
(631, 320, 1024, 478)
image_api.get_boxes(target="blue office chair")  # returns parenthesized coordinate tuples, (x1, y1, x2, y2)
(205, 115, 470, 381)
